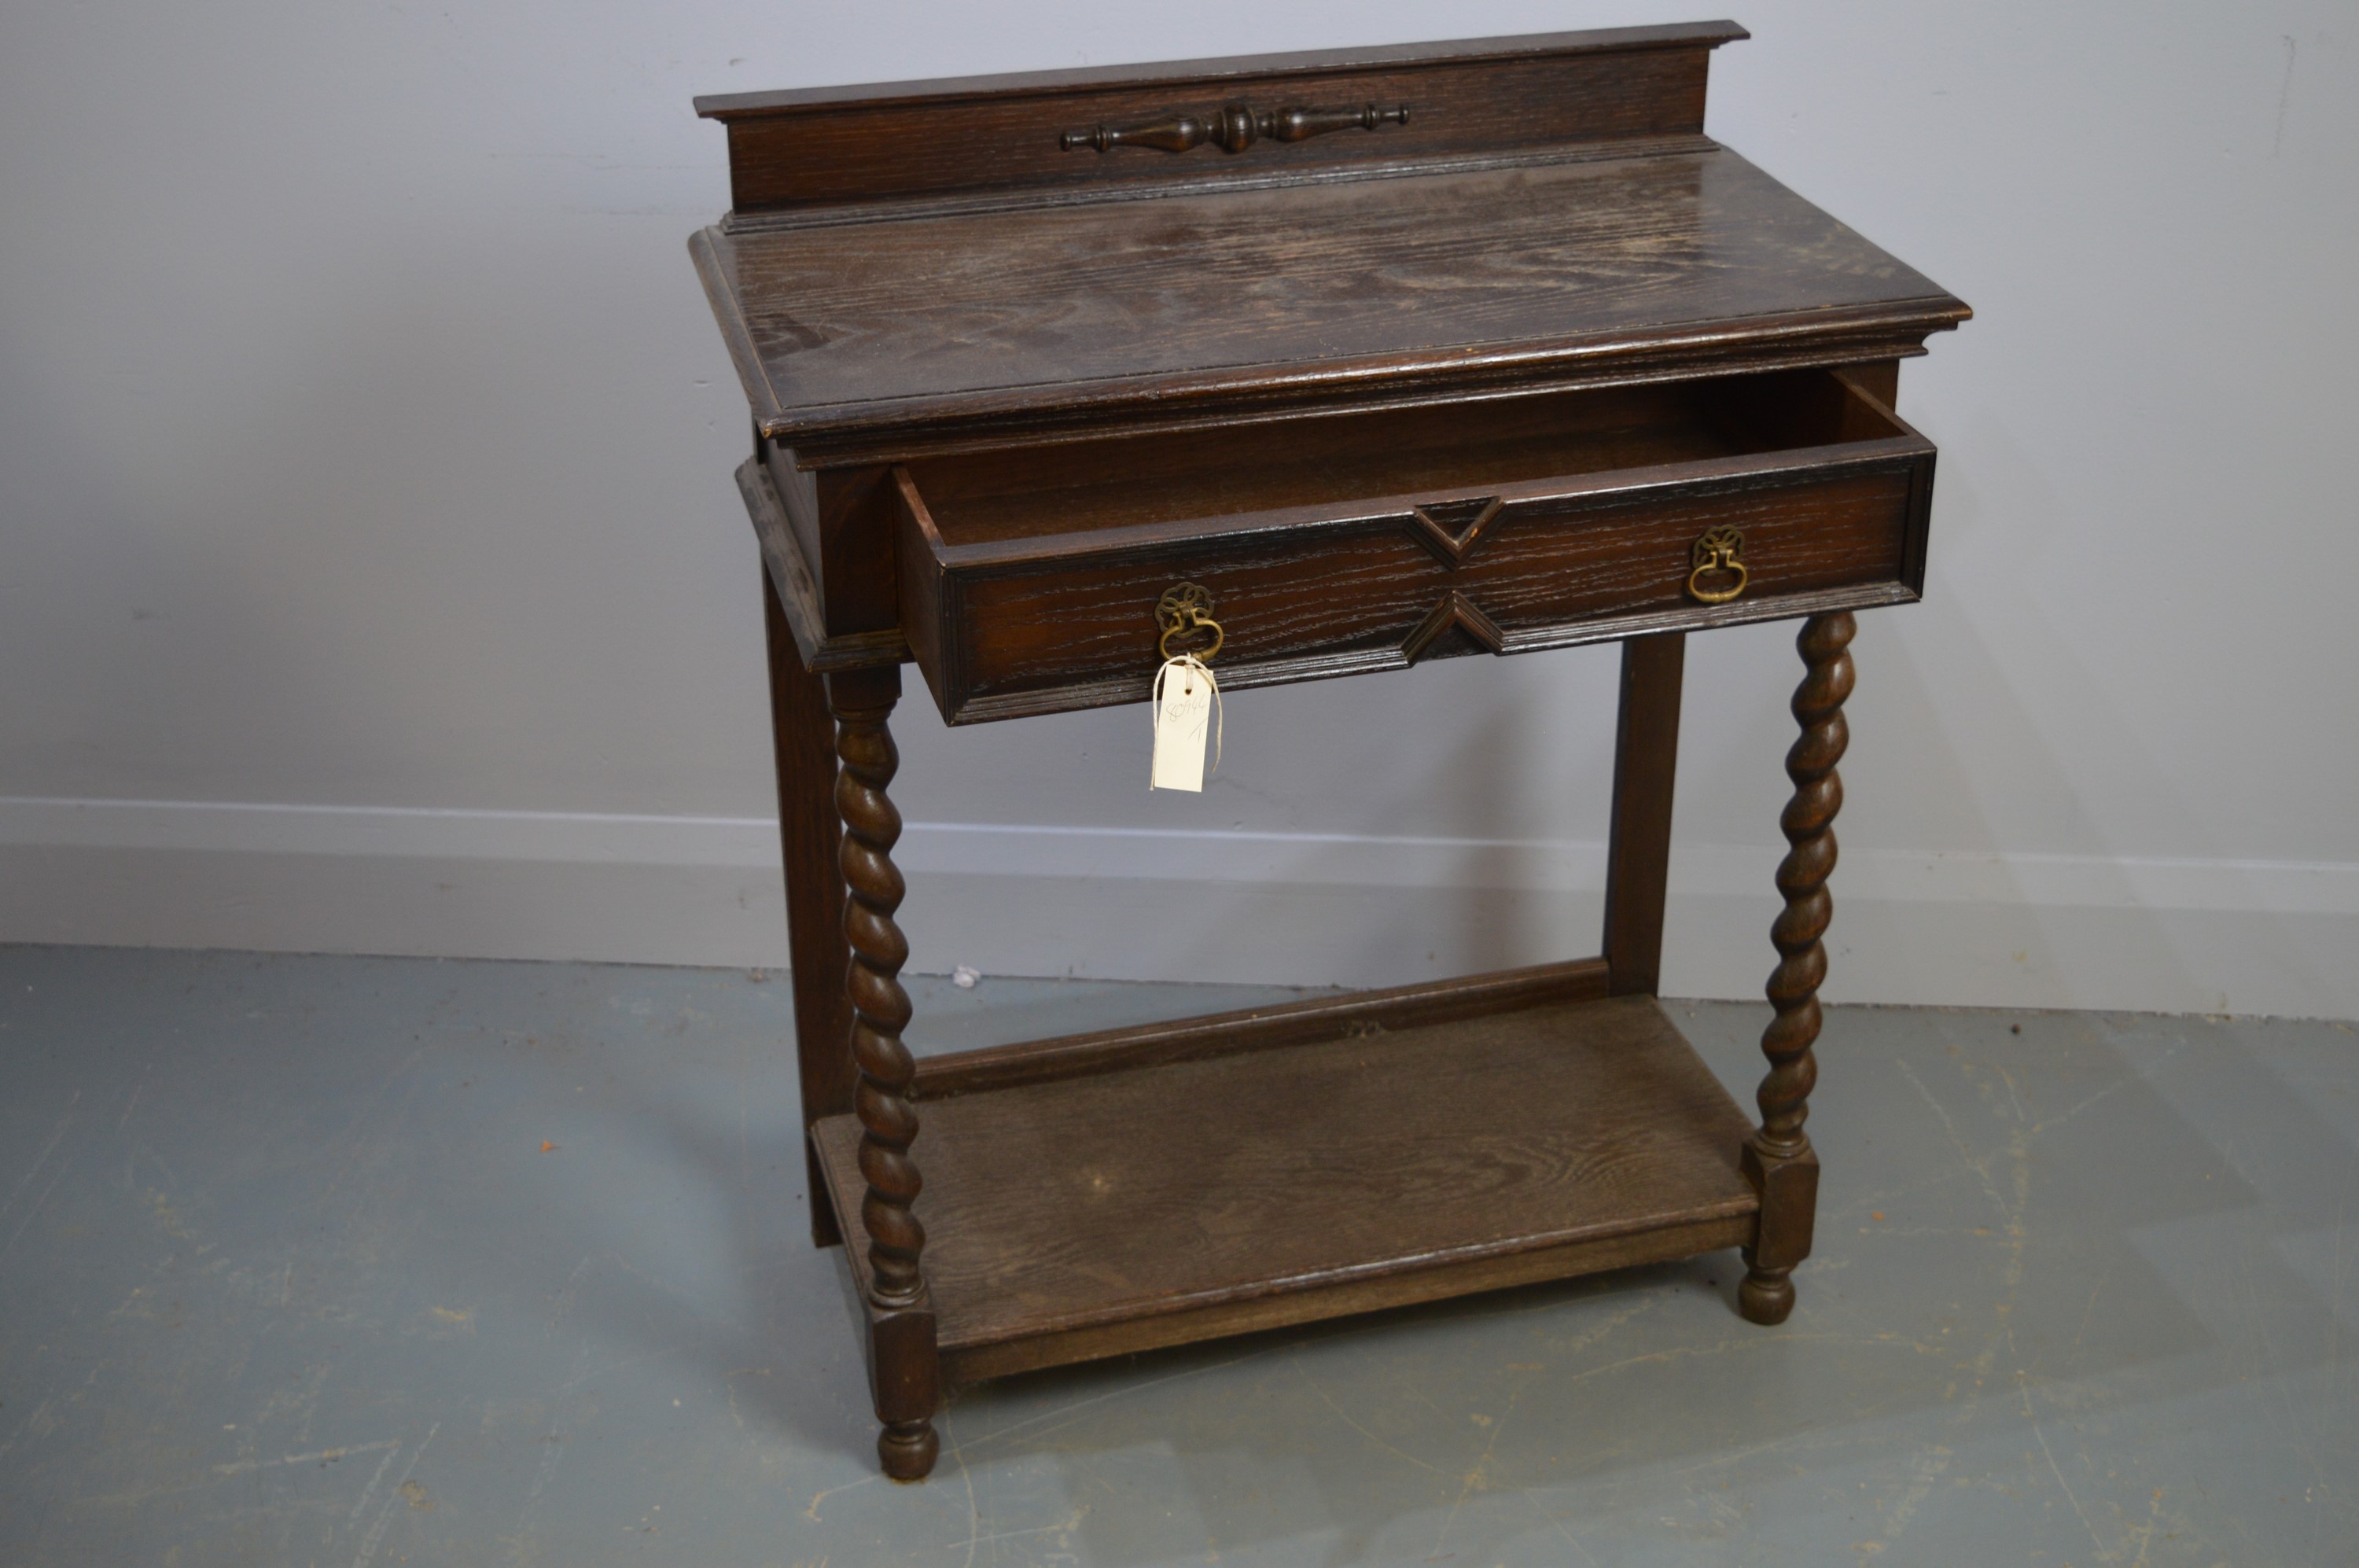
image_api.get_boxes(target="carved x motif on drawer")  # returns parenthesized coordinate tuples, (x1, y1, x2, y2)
(1404, 495, 1506, 569)
(1400, 591, 1507, 666)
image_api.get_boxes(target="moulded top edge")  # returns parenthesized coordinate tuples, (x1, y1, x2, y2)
(691, 21, 1750, 120)
(749, 299, 1971, 459)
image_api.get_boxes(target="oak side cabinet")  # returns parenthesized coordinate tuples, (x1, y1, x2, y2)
(687, 21, 1969, 1480)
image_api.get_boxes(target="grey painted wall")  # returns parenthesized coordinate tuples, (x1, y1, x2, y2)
(3, 2, 2354, 1014)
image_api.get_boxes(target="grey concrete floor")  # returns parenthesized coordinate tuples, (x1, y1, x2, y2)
(1, 947, 2353, 1566)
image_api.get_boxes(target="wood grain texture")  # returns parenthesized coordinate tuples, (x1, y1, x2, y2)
(945, 580, 1914, 727)
(697, 25, 1742, 219)
(889, 468, 950, 703)
(1400, 590, 1507, 664)
(813, 994, 1757, 1384)
(912, 956, 1611, 1099)
(694, 27, 1969, 1474)
(909, 380, 1743, 547)
(900, 369, 1930, 723)
(810, 466, 902, 640)
(1842, 360, 1901, 408)
(739, 458, 907, 673)
(866, 1300, 940, 1481)
(826, 1246, 940, 1482)
(690, 146, 1967, 460)
(1603, 633, 1685, 996)
(764, 569, 856, 1248)
(759, 439, 823, 580)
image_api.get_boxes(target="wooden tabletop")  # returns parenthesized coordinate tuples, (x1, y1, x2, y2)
(694, 143, 1967, 462)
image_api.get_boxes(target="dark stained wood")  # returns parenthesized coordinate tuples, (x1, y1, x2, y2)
(814, 994, 1759, 1385)
(811, 466, 901, 641)
(908, 378, 1786, 543)
(745, 438, 907, 646)
(824, 1251, 940, 1484)
(697, 24, 1743, 219)
(690, 23, 1969, 1479)
(702, 23, 1744, 113)
(827, 662, 921, 1303)
(966, 582, 1908, 727)
(959, 1211, 1754, 1384)
(1400, 590, 1507, 664)
(690, 147, 1967, 462)
(889, 468, 950, 704)
(742, 458, 907, 673)
(1739, 611, 1853, 1326)
(895, 368, 1932, 724)
(823, 663, 938, 1475)
(1833, 369, 1938, 595)
(914, 956, 1612, 1100)
(1058, 101, 1411, 156)
(1839, 359, 1901, 410)
(764, 568, 856, 1246)
(1604, 634, 1685, 995)
(866, 1300, 940, 1482)
(759, 437, 823, 580)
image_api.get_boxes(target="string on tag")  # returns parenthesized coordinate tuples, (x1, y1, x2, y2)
(1150, 653, 1221, 791)
(1154, 654, 1222, 774)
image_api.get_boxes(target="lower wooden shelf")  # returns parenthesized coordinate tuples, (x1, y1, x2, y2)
(812, 992, 1760, 1386)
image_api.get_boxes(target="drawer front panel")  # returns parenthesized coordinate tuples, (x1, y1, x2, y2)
(917, 449, 1929, 724)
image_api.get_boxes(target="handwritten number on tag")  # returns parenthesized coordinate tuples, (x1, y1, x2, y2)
(1150, 656, 1221, 792)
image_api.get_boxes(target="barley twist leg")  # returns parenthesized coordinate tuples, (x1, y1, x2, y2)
(1740, 611, 1853, 1326)
(828, 668, 937, 1478)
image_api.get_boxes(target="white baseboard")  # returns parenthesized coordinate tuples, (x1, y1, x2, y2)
(3, 796, 2353, 1018)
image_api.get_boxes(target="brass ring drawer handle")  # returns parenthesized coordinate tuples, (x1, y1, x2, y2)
(1687, 526, 1748, 605)
(1155, 581, 1224, 662)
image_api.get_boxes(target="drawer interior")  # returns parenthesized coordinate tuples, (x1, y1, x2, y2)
(907, 367, 1902, 547)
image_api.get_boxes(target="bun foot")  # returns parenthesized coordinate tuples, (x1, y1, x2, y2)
(878, 1419, 939, 1481)
(1739, 1264, 1795, 1325)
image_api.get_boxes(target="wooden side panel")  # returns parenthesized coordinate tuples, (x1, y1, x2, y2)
(1841, 359, 1901, 409)
(940, 1212, 1754, 1383)
(764, 569, 856, 1246)
(703, 28, 1739, 217)
(812, 465, 902, 641)
(891, 467, 951, 715)
(1901, 450, 1938, 597)
(1838, 367, 1937, 596)
(763, 440, 825, 591)
(913, 957, 1612, 1099)
(737, 458, 907, 673)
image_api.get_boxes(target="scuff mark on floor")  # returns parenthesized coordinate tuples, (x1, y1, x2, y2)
(349, 1420, 439, 1568)
(213, 1439, 396, 1477)
(1290, 1359, 1449, 1478)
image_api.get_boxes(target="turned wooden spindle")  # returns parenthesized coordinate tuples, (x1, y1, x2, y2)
(1739, 611, 1854, 1326)
(1059, 101, 1408, 154)
(832, 673, 925, 1303)
(827, 667, 939, 1479)
(876, 1413, 935, 1482)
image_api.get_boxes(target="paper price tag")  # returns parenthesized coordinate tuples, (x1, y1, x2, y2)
(1150, 656, 1221, 792)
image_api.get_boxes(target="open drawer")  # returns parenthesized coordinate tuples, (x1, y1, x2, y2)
(892, 366, 1934, 725)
